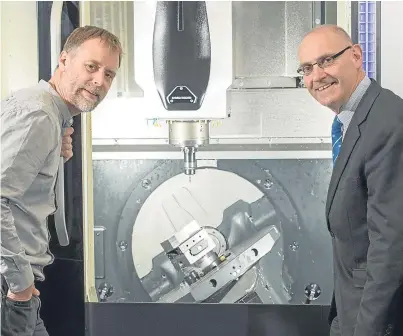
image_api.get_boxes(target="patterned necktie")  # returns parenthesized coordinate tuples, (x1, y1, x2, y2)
(331, 116, 343, 163)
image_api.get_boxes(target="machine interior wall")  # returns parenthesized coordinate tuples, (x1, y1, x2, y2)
(92, 157, 334, 304)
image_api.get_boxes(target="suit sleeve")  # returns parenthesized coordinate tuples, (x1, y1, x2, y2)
(353, 120, 403, 336)
(0, 107, 57, 293)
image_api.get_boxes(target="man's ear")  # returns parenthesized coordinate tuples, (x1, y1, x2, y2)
(351, 44, 363, 68)
(58, 51, 69, 71)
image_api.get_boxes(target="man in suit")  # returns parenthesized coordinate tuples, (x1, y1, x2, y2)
(297, 25, 403, 336)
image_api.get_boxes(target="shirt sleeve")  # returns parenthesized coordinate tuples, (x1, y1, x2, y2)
(1, 102, 58, 293)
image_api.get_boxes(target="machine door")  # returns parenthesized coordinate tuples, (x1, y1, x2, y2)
(36, 2, 84, 336)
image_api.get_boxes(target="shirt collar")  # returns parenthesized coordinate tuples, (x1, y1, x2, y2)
(340, 75, 372, 113)
(37, 80, 73, 127)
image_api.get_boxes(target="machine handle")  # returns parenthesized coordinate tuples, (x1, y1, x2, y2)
(50, 1, 70, 246)
(54, 158, 69, 246)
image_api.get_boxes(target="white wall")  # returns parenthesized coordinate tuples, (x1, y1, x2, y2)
(381, 1, 403, 97)
(0, 1, 38, 100)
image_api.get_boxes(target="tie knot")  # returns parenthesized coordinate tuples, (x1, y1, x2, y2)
(332, 116, 342, 134)
(332, 115, 342, 126)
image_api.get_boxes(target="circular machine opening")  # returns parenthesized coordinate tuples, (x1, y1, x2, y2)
(130, 168, 292, 304)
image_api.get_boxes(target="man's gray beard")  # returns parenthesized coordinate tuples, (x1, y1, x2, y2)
(72, 94, 99, 112)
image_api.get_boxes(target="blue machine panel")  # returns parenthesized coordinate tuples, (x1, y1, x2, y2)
(358, 1, 377, 79)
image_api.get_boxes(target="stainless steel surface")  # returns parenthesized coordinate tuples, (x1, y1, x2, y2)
(231, 76, 297, 89)
(224, 89, 332, 140)
(168, 120, 210, 147)
(233, 1, 313, 80)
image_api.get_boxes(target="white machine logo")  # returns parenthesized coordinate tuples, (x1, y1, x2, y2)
(166, 86, 198, 104)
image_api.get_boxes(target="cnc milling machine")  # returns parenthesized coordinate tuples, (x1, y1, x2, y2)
(1, 1, 383, 335)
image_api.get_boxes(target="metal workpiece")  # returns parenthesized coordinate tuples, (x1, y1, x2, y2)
(192, 225, 280, 302)
(162, 221, 218, 268)
(158, 225, 280, 303)
(155, 216, 280, 303)
(161, 220, 204, 252)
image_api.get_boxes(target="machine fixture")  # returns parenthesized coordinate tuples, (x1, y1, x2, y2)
(158, 219, 280, 303)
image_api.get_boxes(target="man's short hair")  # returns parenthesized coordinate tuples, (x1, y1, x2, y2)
(63, 26, 123, 67)
(304, 24, 353, 45)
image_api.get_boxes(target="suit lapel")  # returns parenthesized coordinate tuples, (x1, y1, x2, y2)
(325, 80, 382, 222)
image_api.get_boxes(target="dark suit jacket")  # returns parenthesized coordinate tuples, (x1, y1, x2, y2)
(326, 79, 403, 336)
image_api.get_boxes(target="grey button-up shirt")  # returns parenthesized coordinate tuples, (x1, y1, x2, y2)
(1, 80, 72, 293)
(337, 75, 372, 139)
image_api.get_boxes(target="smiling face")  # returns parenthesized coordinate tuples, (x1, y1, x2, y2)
(58, 38, 120, 112)
(298, 26, 365, 112)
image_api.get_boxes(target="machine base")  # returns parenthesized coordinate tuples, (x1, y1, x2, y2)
(85, 303, 331, 336)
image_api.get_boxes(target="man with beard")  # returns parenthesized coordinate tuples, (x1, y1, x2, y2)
(297, 25, 403, 336)
(1, 26, 122, 335)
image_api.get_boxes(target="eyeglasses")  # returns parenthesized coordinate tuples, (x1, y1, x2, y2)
(297, 46, 352, 76)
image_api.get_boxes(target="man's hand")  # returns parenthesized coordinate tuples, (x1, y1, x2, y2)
(7, 283, 40, 302)
(61, 127, 74, 161)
